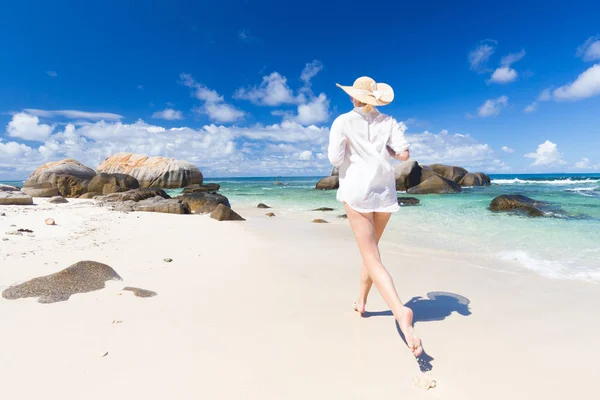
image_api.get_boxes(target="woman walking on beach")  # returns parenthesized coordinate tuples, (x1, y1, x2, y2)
(328, 76, 422, 357)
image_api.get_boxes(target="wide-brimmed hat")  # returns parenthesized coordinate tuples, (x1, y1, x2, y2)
(336, 76, 394, 106)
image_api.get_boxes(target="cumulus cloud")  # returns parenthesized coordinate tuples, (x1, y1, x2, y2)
(471, 95, 509, 117)
(179, 73, 246, 123)
(525, 140, 566, 166)
(295, 93, 330, 125)
(235, 62, 330, 125)
(501, 146, 515, 153)
(489, 67, 518, 84)
(6, 113, 55, 141)
(234, 72, 297, 106)
(152, 108, 183, 120)
(23, 109, 123, 121)
(405, 129, 508, 172)
(576, 36, 600, 62)
(552, 64, 600, 101)
(524, 89, 552, 113)
(469, 40, 497, 73)
(489, 49, 525, 84)
(575, 157, 591, 169)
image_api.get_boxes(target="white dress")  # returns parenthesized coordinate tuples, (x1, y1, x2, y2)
(327, 107, 410, 213)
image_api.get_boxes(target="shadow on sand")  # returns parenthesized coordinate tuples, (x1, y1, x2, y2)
(363, 291, 471, 372)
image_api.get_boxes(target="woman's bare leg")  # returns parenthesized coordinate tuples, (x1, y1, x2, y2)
(354, 212, 391, 314)
(345, 203, 423, 357)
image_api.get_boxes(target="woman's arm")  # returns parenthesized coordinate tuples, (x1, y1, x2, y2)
(328, 118, 346, 167)
(387, 146, 410, 161)
(387, 119, 410, 161)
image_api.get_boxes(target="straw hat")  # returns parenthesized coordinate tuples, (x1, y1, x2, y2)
(336, 76, 394, 106)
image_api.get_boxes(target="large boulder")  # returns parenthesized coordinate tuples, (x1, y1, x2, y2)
(23, 159, 96, 197)
(0, 184, 20, 192)
(460, 172, 491, 187)
(182, 183, 220, 194)
(407, 175, 462, 194)
(87, 173, 139, 195)
(134, 198, 191, 215)
(96, 188, 170, 203)
(428, 164, 468, 183)
(331, 167, 340, 176)
(20, 182, 61, 197)
(419, 166, 440, 183)
(0, 192, 33, 206)
(2, 261, 122, 303)
(489, 195, 544, 217)
(394, 161, 422, 191)
(178, 192, 230, 214)
(97, 153, 203, 189)
(315, 175, 339, 190)
(210, 204, 245, 221)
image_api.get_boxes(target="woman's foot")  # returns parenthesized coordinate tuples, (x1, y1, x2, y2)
(353, 301, 366, 315)
(399, 307, 423, 357)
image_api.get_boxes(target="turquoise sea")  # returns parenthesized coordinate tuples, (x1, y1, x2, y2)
(3, 173, 599, 282)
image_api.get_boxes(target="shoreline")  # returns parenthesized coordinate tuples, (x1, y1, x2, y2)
(1, 199, 599, 399)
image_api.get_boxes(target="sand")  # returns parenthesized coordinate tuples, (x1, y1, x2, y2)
(1, 199, 599, 399)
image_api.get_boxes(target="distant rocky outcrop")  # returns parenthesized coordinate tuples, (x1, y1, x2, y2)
(2, 261, 122, 303)
(489, 195, 545, 217)
(407, 175, 462, 194)
(429, 164, 468, 184)
(460, 173, 491, 187)
(97, 153, 203, 189)
(23, 159, 96, 197)
(0, 191, 33, 206)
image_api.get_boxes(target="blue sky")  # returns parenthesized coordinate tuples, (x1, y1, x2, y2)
(1, 0, 599, 179)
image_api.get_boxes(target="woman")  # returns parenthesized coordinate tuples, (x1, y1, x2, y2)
(328, 76, 422, 357)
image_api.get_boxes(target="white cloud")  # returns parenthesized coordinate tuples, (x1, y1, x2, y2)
(475, 95, 509, 117)
(179, 73, 245, 123)
(500, 49, 526, 66)
(238, 29, 250, 42)
(501, 146, 515, 153)
(152, 108, 183, 120)
(576, 36, 600, 62)
(46, 71, 57, 78)
(469, 40, 496, 72)
(489, 67, 518, 84)
(552, 64, 600, 101)
(137, 84, 144, 90)
(23, 109, 123, 121)
(405, 129, 508, 172)
(234, 72, 297, 106)
(524, 103, 537, 113)
(525, 140, 566, 166)
(524, 89, 552, 113)
(575, 157, 591, 169)
(197, 103, 246, 124)
(300, 60, 324, 88)
(6, 113, 54, 141)
(295, 93, 330, 125)
(297, 150, 313, 161)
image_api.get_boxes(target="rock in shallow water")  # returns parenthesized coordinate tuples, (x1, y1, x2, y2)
(407, 175, 462, 194)
(397, 197, 420, 206)
(2, 261, 122, 303)
(489, 195, 545, 217)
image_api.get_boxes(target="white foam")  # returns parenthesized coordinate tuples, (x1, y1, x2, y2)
(499, 250, 600, 282)
(492, 178, 600, 185)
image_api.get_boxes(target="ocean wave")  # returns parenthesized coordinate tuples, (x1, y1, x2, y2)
(492, 178, 600, 185)
(499, 250, 600, 282)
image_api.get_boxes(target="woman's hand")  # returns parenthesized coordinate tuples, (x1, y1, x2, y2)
(395, 150, 410, 161)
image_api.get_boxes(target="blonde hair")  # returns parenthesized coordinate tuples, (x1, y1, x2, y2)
(352, 98, 374, 113)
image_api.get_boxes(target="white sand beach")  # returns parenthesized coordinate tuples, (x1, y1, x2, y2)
(1, 199, 599, 399)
